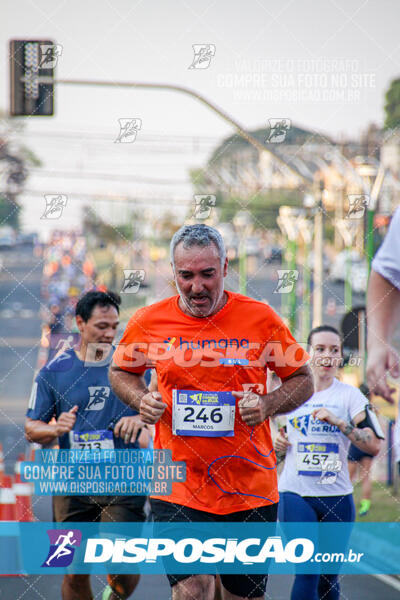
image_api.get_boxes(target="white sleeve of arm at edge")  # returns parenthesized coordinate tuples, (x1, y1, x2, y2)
(349, 387, 368, 422)
(371, 207, 400, 290)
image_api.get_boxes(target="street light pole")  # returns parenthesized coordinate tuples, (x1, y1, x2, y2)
(233, 211, 253, 295)
(55, 78, 311, 185)
(366, 164, 385, 276)
(277, 207, 302, 333)
(312, 181, 325, 328)
(298, 214, 313, 342)
(336, 218, 358, 314)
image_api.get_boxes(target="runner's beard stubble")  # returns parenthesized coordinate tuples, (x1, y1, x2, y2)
(175, 280, 225, 318)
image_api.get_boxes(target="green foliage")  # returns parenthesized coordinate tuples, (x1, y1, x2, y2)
(0, 111, 40, 231)
(83, 207, 131, 244)
(218, 190, 303, 230)
(353, 482, 400, 522)
(154, 211, 180, 241)
(19, 144, 42, 167)
(207, 125, 332, 165)
(384, 78, 400, 130)
(115, 223, 134, 242)
(189, 168, 208, 189)
(325, 222, 335, 243)
(0, 196, 20, 228)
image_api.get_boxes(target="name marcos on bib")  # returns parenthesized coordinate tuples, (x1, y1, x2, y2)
(172, 390, 235, 437)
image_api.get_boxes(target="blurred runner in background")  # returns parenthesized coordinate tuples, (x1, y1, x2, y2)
(25, 290, 147, 600)
(276, 325, 382, 600)
(347, 383, 376, 516)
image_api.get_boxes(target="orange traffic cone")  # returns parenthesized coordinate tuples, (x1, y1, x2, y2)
(0, 475, 16, 521)
(0, 476, 23, 576)
(13, 481, 34, 522)
(13, 456, 34, 522)
(13, 454, 34, 522)
(14, 453, 25, 483)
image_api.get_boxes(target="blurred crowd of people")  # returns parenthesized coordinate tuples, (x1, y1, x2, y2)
(37, 232, 104, 354)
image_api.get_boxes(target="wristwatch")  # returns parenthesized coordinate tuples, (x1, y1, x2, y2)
(343, 422, 355, 437)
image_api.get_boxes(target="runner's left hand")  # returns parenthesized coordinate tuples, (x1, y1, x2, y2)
(233, 391, 266, 426)
(312, 408, 339, 427)
(114, 415, 147, 444)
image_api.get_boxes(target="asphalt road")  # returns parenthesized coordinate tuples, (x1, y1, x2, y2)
(2, 572, 400, 599)
(0, 245, 398, 599)
(0, 245, 43, 470)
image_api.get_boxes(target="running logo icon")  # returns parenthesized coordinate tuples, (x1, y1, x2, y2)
(266, 119, 291, 143)
(41, 195, 67, 220)
(346, 194, 369, 219)
(39, 44, 63, 68)
(188, 44, 216, 69)
(114, 118, 142, 143)
(193, 195, 216, 219)
(86, 386, 110, 411)
(317, 459, 342, 485)
(289, 414, 310, 436)
(274, 270, 298, 293)
(121, 270, 145, 293)
(42, 529, 82, 567)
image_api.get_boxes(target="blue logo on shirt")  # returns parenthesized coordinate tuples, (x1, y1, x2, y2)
(86, 386, 110, 411)
(289, 414, 310, 436)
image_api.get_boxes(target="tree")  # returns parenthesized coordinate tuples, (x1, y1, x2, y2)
(217, 190, 302, 231)
(0, 112, 41, 229)
(83, 206, 136, 245)
(384, 79, 400, 130)
(189, 165, 302, 231)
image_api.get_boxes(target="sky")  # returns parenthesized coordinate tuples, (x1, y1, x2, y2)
(1, 0, 400, 235)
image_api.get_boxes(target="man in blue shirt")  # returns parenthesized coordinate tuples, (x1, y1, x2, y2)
(25, 290, 147, 600)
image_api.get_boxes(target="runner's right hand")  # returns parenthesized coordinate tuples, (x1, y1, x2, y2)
(366, 343, 399, 404)
(140, 392, 166, 424)
(274, 428, 291, 453)
(55, 405, 78, 435)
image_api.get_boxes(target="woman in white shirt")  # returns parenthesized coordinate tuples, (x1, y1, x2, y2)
(276, 325, 381, 600)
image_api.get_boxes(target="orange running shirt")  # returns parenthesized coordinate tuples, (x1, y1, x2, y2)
(113, 291, 309, 514)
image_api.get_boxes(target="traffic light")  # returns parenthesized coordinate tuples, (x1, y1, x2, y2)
(9, 39, 59, 116)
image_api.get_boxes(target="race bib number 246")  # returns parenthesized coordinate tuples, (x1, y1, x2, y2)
(172, 390, 235, 437)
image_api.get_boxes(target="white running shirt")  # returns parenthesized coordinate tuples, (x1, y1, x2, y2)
(372, 207, 400, 290)
(278, 379, 366, 496)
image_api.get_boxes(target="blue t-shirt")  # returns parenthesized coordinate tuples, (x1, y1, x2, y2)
(26, 348, 140, 450)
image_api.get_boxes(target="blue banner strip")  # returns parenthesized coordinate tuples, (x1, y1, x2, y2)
(0, 522, 399, 575)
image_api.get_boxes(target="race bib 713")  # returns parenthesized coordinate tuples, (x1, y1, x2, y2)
(69, 429, 114, 450)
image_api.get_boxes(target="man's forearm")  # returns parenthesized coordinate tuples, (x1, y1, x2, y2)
(25, 420, 58, 445)
(109, 366, 148, 411)
(264, 370, 314, 417)
(367, 270, 400, 347)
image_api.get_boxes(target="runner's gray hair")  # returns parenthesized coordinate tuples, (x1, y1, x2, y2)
(170, 224, 226, 268)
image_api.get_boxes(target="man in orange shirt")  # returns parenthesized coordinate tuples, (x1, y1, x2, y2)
(110, 224, 313, 600)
